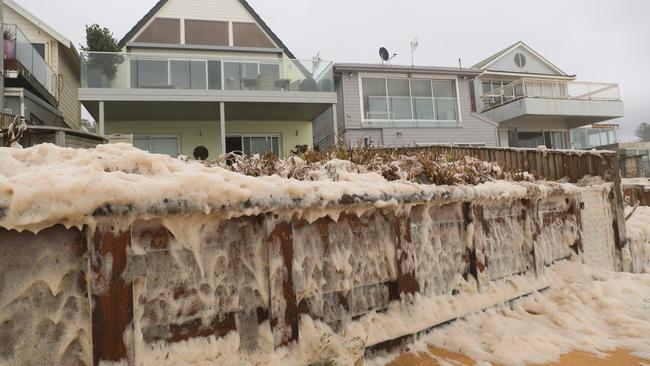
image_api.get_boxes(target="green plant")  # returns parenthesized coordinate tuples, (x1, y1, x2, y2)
(3, 28, 15, 41)
(81, 24, 123, 81)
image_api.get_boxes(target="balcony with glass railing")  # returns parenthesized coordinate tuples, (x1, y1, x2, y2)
(3, 24, 57, 98)
(480, 78, 621, 111)
(80, 51, 335, 94)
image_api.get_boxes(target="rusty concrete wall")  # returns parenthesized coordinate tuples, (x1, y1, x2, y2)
(0, 226, 91, 366)
(0, 194, 588, 366)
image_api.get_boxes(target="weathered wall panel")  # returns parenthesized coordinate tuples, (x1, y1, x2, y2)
(0, 226, 91, 366)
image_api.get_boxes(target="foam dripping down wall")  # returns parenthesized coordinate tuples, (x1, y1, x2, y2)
(107, 195, 583, 365)
(0, 226, 92, 366)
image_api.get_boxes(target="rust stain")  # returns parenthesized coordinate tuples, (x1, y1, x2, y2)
(91, 229, 133, 365)
(267, 221, 299, 347)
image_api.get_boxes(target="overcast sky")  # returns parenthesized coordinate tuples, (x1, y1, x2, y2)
(16, 0, 650, 140)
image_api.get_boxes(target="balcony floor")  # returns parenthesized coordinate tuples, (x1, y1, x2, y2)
(82, 100, 332, 122)
(483, 97, 624, 129)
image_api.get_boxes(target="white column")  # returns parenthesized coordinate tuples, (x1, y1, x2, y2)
(220, 102, 226, 155)
(331, 103, 338, 146)
(98, 101, 105, 135)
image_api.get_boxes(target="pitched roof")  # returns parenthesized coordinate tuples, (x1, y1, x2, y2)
(117, 0, 296, 59)
(4, 0, 75, 51)
(472, 41, 568, 76)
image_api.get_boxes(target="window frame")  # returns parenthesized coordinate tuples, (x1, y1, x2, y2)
(225, 133, 282, 156)
(133, 134, 181, 157)
(359, 74, 462, 128)
(167, 58, 209, 90)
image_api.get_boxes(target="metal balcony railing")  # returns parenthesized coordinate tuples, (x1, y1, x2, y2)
(80, 51, 335, 93)
(480, 78, 621, 111)
(3, 24, 57, 98)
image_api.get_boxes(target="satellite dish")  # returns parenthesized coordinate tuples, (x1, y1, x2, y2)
(379, 47, 389, 62)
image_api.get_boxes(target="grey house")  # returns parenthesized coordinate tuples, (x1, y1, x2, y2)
(313, 63, 498, 149)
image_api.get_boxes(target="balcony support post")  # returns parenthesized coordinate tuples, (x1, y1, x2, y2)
(98, 101, 105, 135)
(220, 102, 226, 155)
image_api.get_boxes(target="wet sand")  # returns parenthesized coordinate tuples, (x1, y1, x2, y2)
(386, 347, 650, 366)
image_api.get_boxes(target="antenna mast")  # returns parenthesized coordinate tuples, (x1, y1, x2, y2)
(410, 37, 419, 66)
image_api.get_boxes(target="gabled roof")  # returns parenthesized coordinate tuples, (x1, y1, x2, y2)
(117, 0, 296, 59)
(4, 0, 73, 49)
(472, 41, 568, 76)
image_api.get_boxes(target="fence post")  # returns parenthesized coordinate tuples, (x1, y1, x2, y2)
(91, 227, 133, 366)
(609, 155, 630, 271)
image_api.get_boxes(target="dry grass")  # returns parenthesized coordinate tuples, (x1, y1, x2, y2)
(204, 144, 533, 186)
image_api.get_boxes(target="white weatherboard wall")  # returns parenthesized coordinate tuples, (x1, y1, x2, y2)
(156, 0, 256, 22)
(485, 46, 563, 75)
(3, 4, 59, 73)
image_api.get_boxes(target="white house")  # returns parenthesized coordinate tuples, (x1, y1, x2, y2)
(471, 41, 624, 149)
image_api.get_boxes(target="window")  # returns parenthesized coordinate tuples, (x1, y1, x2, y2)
(362, 78, 388, 119)
(133, 135, 180, 157)
(169, 60, 207, 89)
(432, 80, 457, 121)
(31, 43, 45, 59)
(232, 22, 275, 48)
(131, 59, 169, 88)
(135, 18, 181, 44)
(226, 135, 280, 156)
(207, 61, 222, 90)
(516, 131, 567, 149)
(224, 61, 282, 90)
(411, 79, 434, 120)
(184, 19, 228, 46)
(361, 77, 459, 123)
(514, 52, 526, 68)
(387, 79, 412, 120)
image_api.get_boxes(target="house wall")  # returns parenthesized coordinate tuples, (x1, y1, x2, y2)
(4, 3, 82, 130)
(127, 0, 280, 51)
(3, 5, 60, 74)
(335, 71, 498, 147)
(487, 47, 561, 75)
(57, 49, 82, 129)
(155, 0, 256, 24)
(313, 76, 343, 149)
(105, 119, 312, 158)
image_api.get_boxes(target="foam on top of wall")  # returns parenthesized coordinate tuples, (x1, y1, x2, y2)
(0, 143, 582, 232)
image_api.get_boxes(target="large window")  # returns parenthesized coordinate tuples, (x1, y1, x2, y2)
(516, 131, 567, 149)
(226, 135, 280, 156)
(133, 135, 180, 157)
(224, 61, 281, 90)
(135, 18, 181, 44)
(184, 19, 229, 46)
(362, 77, 459, 124)
(129, 58, 279, 90)
(232, 22, 275, 48)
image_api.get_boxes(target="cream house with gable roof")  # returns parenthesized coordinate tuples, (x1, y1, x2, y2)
(3, 0, 82, 129)
(471, 41, 623, 149)
(79, 0, 336, 158)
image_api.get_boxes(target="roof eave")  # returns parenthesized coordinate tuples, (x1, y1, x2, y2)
(334, 64, 482, 76)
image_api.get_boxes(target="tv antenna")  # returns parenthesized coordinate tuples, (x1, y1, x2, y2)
(379, 47, 397, 64)
(312, 51, 322, 70)
(410, 37, 419, 66)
